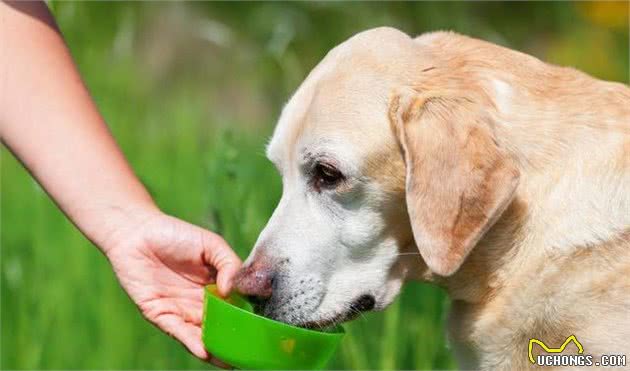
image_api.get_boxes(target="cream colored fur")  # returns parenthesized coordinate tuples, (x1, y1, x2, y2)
(245, 27, 630, 370)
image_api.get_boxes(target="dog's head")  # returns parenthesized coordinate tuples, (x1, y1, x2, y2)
(235, 28, 520, 327)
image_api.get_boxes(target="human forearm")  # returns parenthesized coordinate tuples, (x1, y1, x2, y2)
(0, 1, 157, 250)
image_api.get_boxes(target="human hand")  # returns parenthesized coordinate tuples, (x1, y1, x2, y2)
(102, 209, 242, 365)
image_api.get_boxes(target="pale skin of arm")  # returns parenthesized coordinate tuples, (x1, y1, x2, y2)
(0, 1, 241, 364)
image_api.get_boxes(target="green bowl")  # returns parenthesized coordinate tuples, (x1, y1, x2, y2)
(202, 285, 344, 370)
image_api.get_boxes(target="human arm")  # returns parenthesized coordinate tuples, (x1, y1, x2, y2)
(0, 1, 241, 362)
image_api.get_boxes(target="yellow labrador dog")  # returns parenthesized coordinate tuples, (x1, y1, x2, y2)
(235, 28, 630, 370)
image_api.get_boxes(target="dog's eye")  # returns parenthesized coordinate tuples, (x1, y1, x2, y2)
(312, 163, 344, 190)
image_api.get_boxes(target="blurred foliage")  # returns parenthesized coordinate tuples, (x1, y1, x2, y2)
(2, 1, 627, 370)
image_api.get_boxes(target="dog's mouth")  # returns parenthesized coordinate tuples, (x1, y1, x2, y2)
(295, 294, 377, 330)
(251, 293, 376, 329)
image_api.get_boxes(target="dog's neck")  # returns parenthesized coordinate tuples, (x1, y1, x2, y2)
(435, 74, 630, 303)
(437, 194, 527, 302)
(441, 143, 626, 303)
(411, 142, 628, 369)
(406, 84, 630, 369)
(395, 31, 630, 369)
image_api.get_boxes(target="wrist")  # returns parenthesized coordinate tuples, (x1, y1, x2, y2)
(74, 198, 162, 256)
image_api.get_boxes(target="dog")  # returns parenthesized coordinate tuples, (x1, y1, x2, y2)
(234, 28, 630, 370)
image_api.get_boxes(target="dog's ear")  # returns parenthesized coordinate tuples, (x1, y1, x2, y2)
(389, 88, 520, 276)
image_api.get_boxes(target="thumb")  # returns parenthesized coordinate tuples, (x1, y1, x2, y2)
(200, 231, 242, 296)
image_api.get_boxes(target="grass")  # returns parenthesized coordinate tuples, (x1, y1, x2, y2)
(2, 1, 627, 369)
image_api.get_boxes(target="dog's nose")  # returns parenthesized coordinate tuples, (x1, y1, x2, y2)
(234, 259, 274, 299)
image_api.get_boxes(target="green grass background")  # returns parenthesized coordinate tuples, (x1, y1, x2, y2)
(2, 2, 627, 369)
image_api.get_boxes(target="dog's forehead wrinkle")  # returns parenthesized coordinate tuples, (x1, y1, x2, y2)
(298, 142, 345, 167)
(302, 138, 366, 173)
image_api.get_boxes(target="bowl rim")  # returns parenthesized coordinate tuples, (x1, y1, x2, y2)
(205, 285, 345, 338)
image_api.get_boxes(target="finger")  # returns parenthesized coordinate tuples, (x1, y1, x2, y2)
(155, 314, 209, 360)
(200, 233, 242, 297)
(216, 256, 241, 297)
